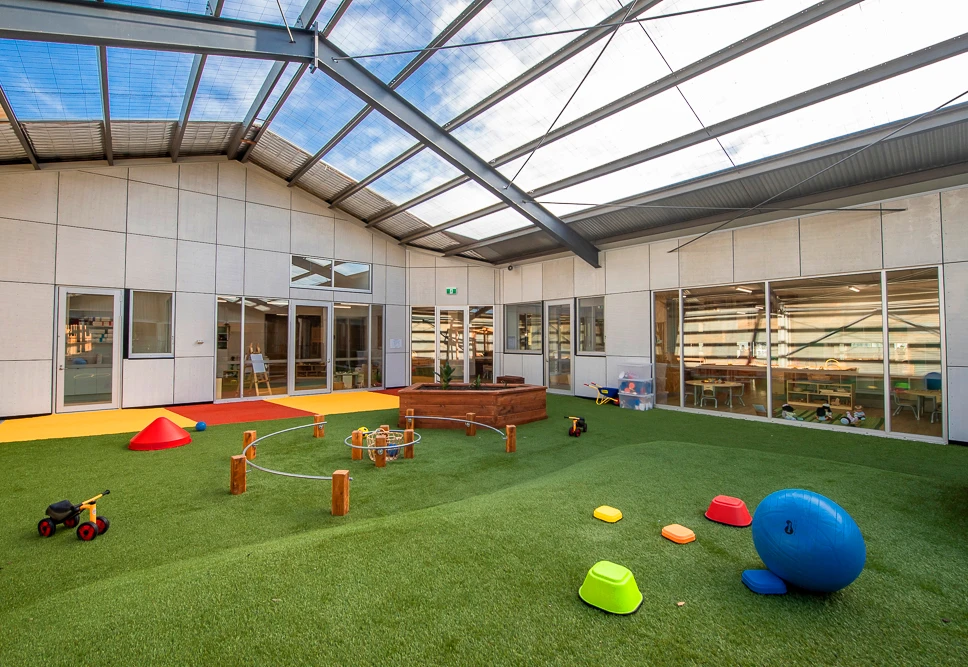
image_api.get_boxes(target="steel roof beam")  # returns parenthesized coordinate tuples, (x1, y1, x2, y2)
(440, 101, 968, 257)
(96, 46, 113, 165)
(374, 0, 864, 233)
(232, 0, 341, 161)
(328, 0, 664, 205)
(0, 83, 38, 169)
(286, 0, 493, 187)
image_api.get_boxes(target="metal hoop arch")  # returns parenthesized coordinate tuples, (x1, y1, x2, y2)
(242, 421, 352, 481)
(342, 429, 423, 450)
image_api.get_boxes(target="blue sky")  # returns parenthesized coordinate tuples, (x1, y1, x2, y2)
(2, 0, 968, 240)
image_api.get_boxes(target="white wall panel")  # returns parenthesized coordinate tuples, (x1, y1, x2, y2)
(56, 226, 125, 288)
(0, 218, 56, 284)
(178, 190, 218, 243)
(649, 239, 679, 289)
(575, 355, 607, 398)
(218, 161, 246, 200)
(125, 234, 177, 291)
(290, 210, 334, 258)
(179, 163, 218, 196)
(0, 360, 52, 417)
(122, 358, 174, 407)
(216, 245, 244, 295)
(409, 267, 435, 305)
(800, 210, 882, 276)
(245, 169, 290, 209)
(521, 353, 543, 385)
(520, 263, 542, 302)
(129, 164, 179, 188)
(941, 188, 968, 263)
(58, 170, 127, 232)
(291, 188, 330, 215)
(882, 195, 942, 268)
(386, 241, 406, 267)
(502, 353, 523, 378)
(243, 248, 290, 297)
(245, 202, 290, 253)
(503, 264, 522, 303)
(679, 231, 733, 287)
(384, 352, 407, 388)
(176, 240, 216, 293)
(386, 266, 407, 305)
(174, 356, 214, 404)
(604, 291, 651, 357)
(436, 267, 468, 306)
(947, 366, 968, 442)
(733, 219, 800, 282)
(174, 291, 215, 357)
(0, 171, 58, 223)
(334, 217, 373, 262)
(575, 251, 606, 297)
(542, 257, 574, 299)
(372, 237, 387, 265)
(289, 287, 332, 301)
(216, 196, 245, 246)
(407, 250, 435, 267)
(371, 263, 386, 303)
(126, 181, 179, 238)
(0, 281, 53, 361)
(468, 266, 495, 304)
(944, 261, 968, 366)
(606, 245, 649, 294)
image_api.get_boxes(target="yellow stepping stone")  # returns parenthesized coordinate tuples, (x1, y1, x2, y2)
(662, 524, 696, 544)
(593, 505, 623, 523)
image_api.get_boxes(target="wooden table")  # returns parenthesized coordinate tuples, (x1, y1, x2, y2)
(686, 380, 744, 407)
(898, 389, 942, 420)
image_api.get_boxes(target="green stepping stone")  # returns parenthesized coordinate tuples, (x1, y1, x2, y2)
(578, 561, 643, 615)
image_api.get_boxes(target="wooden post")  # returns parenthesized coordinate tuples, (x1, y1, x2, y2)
(230, 455, 247, 494)
(405, 408, 414, 430)
(313, 414, 325, 438)
(374, 432, 387, 468)
(351, 429, 363, 461)
(243, 430, 257, 460)
(506, 425, 517, 453)
(403, 428, 414, 459)
(331, 470, 349, 516)
(379, 424, 390, 433)
(466, 412, 477, 436)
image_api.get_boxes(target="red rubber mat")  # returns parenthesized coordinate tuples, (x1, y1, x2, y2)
(167, 401, 314, 426)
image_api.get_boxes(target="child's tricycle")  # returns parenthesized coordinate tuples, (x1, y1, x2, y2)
(38, 490, 111, 541)
(565, 416, 588, 437)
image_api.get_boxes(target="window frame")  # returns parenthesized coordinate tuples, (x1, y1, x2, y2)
(127, 289, 175, 359)
(577, 295, 606, 356)
(504, 301, 543, 354)
(290, 254, 372, 293)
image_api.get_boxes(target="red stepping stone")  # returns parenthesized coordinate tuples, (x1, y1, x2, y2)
(129, 417, 192, 451)
(704, 495, 752, 527)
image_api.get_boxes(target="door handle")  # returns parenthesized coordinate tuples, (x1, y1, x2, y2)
(59, 365, 64, 371)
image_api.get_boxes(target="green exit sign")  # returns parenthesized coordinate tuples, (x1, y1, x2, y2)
(445, 287, 458, 295)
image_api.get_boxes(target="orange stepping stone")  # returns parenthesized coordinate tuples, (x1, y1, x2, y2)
(662, 524, 696, 544)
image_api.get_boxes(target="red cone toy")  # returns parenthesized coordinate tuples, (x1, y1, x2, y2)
(129, 417, 192, 451)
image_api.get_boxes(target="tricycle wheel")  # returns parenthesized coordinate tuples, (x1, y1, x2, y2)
(574, 429, 581, 438)
(95, 517, 110, 535)
(568, 427, 576, 437)
(63, 515, 79, 529)
(76, 522, 98, 541)
(37, 518, 56, 537)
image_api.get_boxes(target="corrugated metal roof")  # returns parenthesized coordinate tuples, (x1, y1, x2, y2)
(22, 121, 103, 161)
(113, 120, 173, 158)
(180, 121, 238, 156)
(0, 122, 28, 162)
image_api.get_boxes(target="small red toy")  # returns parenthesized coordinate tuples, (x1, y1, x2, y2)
(704, 495, 752, 527)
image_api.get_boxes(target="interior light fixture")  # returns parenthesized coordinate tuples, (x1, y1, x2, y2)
(735, 286, 753, 293)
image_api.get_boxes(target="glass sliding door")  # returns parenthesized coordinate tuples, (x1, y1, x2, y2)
(886, 268, 943, 437)
(411, 307, 436, 383)
(290, 303, 329, 394)
(469, 306, 494, 382)
(333, 303, 369, 390)
(371, 305, 384, 388)
(653, 291, 681, 406)
(56, 287, 122, 412)
(216, 296, 243, 399)
(439, 309, 465, 382)
(242, 298, 289, 398)
(545, 299, 573, 393)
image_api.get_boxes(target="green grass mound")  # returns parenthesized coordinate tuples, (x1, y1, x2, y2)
(2, 397, 967, 665)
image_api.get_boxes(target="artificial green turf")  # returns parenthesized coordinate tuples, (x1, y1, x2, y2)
(1, 397, 967, 665)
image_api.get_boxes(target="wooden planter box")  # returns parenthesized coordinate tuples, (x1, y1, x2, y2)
(398, 383, 547, 429)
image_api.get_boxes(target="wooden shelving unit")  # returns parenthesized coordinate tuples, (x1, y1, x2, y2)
(786, 380, 854, 409)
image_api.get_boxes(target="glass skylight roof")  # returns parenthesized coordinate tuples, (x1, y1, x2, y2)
(2, 0, 967, 258)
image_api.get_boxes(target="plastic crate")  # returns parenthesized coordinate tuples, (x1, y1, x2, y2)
(619, 392, 655, 411)
(615, 363, 652, 382)
(616, 379, 652, 395)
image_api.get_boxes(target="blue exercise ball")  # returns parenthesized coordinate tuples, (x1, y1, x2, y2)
(751, 489, 865, 593)
(196, 421, 207, 432)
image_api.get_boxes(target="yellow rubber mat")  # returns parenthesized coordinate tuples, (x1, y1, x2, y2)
(267, 392, 399, 415)
(0, 408, 197, 444)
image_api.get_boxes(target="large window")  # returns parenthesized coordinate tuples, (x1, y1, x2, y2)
(505, 302, 542, 353)
(577, 297, 605, 354)
(242, 298, 289, 398)
(128, 290, 172, 357)
(653, 290, 681, 406)
(411, 307, 436, 383)
(683, 285, 767, 417)
(439, 309, 465, 381)
(216, 296, 242, 400)
(411, 306, 495, 384)
(371, 305, 384, 388)
(333, 303, 370, 389)
(469, 306, 494, 382)
(334, 261, 370, 291)
(291, 255, 371, 292)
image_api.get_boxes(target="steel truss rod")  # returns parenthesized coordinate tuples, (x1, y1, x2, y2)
(286, 0, 492, 187)
(407, 28, 968, 243)
(439, 102, 968, 257)
(0, 82, 38, 168)
(377, 0, 864, 236)
(328, 0, 664, 205)
(96, 46, 113, 165)
(228, 0, 330, 161)
(239, 63, 308, 162)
